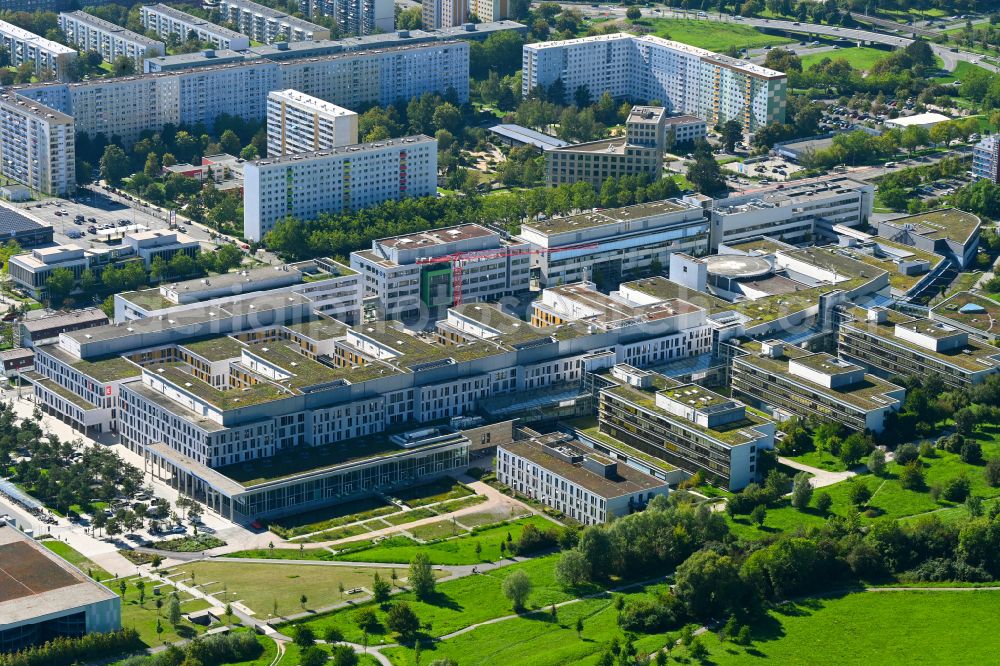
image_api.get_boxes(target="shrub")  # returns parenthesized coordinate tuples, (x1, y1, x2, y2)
(919, 441, 935, 458)
(617, 597, 682, 633)
(867, 449, 886, 476)
(815, 492, 833, 514)
(986, 458, 1000, 487)
(943, 475, 971, 502)
(901, 558, 991, 583)
(960, 441, 983, 465)
(895, 443, 919, 465)
(510, 523, 559, 555)
(899, 462, 925, 491)
(790, 472, 813, 510)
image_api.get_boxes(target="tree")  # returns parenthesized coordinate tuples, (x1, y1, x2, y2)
(901, 125, 930, 155)
(961, 441, 983, 465)
(840, 433, 871, 467)
(144, 153, 161, 179)
(300, 646, 328, 666)
(293, 625, 315, 649)
(899, 462, 925, 491)
(816, 492, 833, 514)
(986, 459, 1000, 487)
(330, 644, 359, 666)
(136, 580, 146, 606)
(868, 449, 887, 476)
(626, 6, 642, 20)
(943, 475, 971, 502)
(45, 268, 75, 303)
(299, 594, 308, 610)
(555, 548, 591, 586)
(112, 55, 135, 77)
(575, 617, 584, 638)
(502, 570, 532, 610)
(895, 443, 919, 465)
(790, 471, 813, 510)
(354, 607, 378, 648)
(167, 593, 182, 627)
(689, 637, 708, 660)
(686, 141, 727, 195)
(219, 129, 241, 156)
(100, 144, 130, 186)
(386, 601, 421, 638)
(372, 572, 392, 604)
(750, 504, 767, 526)
(409, 553, 435, 600)
(720, 120, 742, 152)
(954, 408, 977, 436)
(674, 550, 745, 619)
(848, 480, 872, 509)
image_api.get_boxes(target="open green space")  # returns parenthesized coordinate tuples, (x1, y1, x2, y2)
(277, 643, 380, 666)
(288, 555, 601, 647)
(39, 539, 113, 581)
(730, 426, 1000, 540)
(331, 515, 557, 565)
(639, 19, 792, 52)
(703, 591, 1000, 665)
(164, 561, 398, 618)
(933, 59, 992, 85)
(300, 522, 375, 543)
(408, 519, 467, 541)
(118, 577, 215, 647)
(785, 449, 849, 472)
(383, 583, 674, 666)
(800, 46, 892, 72)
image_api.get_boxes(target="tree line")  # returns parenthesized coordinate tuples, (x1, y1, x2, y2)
(263, 174, 681, 261)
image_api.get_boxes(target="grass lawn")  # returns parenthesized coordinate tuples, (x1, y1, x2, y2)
(301, 522, 374, 543)
(383, 584, 676, 666)
(786, 449, 849, 472)
(434, 494, 488, 514)
(39, 540, 113, 581)
(332, 515, 557, 565)
(118, 577, 213, 647)
(380, 508, 436, 526)
(269, 496, 399, 539)
(164, 561, 396, 618)
(222, 546, 338, 561)
(391, 478, 473, 508)
(229, 634, 279, 666)
(704, 591, 1000, 664)
(933, 60, 993, 85)
(639, 19, 792, 52)
(800, 46, 891, 72)
(730, 426, 1000, 540)
(289, 555, 603, 646)
(409, 519, 467, 541)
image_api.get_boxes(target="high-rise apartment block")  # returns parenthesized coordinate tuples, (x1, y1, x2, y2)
(422, 0, 466, 29)
(0, 92, 75, 197)
(217, 0, 331, 44)
(16, 41, 468, 143)
(59, 11, 165, 64)
(243, 135, 437, 241)
(973, 135, 1000, 183)
(523, 34, 787, 133)
(267, 89, 358, 157)
(140, 4, 251, 50)
(0, 19, 77, 80)
(470, 0, 508, 21)
(298, 0, 394, 35)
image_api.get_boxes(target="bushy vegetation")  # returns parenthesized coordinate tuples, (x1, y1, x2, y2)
(114, 630, 263, 666)
(0, 628, 141, 666)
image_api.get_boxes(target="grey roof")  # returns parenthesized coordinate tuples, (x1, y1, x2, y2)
(142, 4, 247, 40)
(61, 10, 163, 46)
(0, 205, 49, 237)
(20, 308, 108, 333)
(489, 124, 569, 150)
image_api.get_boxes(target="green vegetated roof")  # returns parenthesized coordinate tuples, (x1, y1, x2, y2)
(932, 291, 1000, 337)
(149, 363, 293, 410)
(72, 356, 142, 383)
(842, 306, 1000, 372)
(25, 372, 97, 410)
(121, 288, 174, 311)
(735, 340, 903, 410)
(284, 319, 348, 341)
(886, 207, 981, 245)
(181, 336, 247, 361)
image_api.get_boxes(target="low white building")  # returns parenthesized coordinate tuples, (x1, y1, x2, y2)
(497, 433, 669, 525)
(884, 112, 950, 131)
(123, 229, 199, 265)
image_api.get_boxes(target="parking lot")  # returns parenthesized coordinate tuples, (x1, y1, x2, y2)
(16, 188, 216, 249)
(723, 156, 804, 183)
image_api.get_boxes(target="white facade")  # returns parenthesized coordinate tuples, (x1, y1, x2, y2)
(496, 439, 669, 525)
(709, 176, 874, 249)
(516, 199, 709, 287)
(351, 224, 531, 321)
(0, 92, 75, 197)
(140, 4, 251, 50)
(0, 19, 76, 79)
(16, 41, 468, 143)
(267, 89, 359, 157)
(59, 11, 165, 64)
(522, 34, 786, 133)
(217, 0, 331, 43)
(243, 135, 438, 241)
